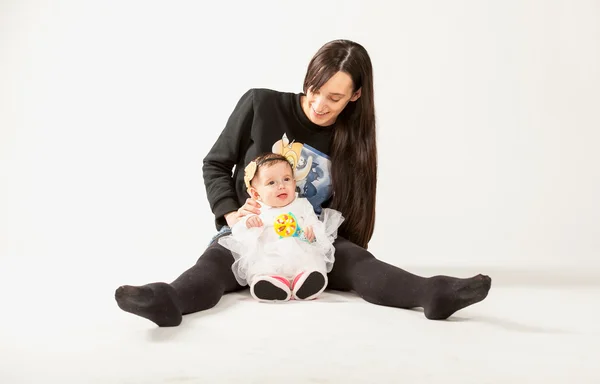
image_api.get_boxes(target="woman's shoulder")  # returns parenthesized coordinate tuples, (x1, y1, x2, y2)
(247, 88, 298, 106)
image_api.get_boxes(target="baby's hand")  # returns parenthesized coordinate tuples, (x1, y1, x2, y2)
(304, 225, 315, 242)
(246, 216, 264, 228)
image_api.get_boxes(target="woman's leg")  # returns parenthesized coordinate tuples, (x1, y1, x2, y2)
(115, 241, 245, 327)
(327, 237, 491, 320)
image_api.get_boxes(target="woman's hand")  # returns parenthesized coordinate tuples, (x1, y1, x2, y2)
(238, 198, 261, 216)
(224, 198, 261, 227)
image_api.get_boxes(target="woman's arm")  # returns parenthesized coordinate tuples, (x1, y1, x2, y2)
(202, 89, 254, 230)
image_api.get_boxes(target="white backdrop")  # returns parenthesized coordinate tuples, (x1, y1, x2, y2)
(1, 0, 599, 293)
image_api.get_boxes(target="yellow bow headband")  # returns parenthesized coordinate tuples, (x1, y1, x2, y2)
(243, 161, 258, 190)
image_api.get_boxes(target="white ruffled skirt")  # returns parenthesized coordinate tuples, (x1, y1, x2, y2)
(218, 208, 344, 286)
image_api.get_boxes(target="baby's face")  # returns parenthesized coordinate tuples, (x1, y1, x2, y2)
(252, 161, 296, 207)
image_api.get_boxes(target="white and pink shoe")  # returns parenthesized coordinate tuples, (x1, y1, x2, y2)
(291, 271, 327, 300)
(250, 275, 291, 302)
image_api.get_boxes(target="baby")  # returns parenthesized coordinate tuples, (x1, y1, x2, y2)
(218, 152, 344, 302)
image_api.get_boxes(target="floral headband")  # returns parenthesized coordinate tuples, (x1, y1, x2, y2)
(243, 157, 294, 190)
(243, 161, 258, 190)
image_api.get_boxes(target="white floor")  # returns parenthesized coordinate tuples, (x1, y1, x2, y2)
(1, 271, 600, 383)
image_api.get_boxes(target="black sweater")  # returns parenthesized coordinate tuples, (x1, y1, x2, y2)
(202, 88, 336, 230)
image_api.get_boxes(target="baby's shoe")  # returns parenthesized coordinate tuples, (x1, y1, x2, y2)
(291, 271, 327, 300)
(250, 275, 291, 302)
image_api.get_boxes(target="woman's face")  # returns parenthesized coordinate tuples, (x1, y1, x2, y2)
(301, 71, 361, 127)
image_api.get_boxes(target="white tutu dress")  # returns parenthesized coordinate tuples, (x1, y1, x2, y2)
(218, 194, 344, 286)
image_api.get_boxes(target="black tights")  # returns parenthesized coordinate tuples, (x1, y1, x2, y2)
(115, 236, 491, 326)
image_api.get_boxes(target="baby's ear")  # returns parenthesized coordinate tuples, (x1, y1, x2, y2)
(248, 187, 260, 201)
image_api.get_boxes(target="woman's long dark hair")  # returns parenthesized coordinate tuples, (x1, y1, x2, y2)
(303, 39, 377, 249)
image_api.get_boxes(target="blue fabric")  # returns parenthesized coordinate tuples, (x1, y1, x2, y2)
(208, 225, 232, 247)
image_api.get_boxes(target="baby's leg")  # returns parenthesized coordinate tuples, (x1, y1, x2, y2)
(246, 257, 293, 302)
(250, 275, 292, 302)
(291, 259, 328, 301)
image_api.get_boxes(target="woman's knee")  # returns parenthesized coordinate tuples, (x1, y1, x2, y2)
(327, 237, 376, 291)
(197, 242, 236, 269)
(172, 242, 241, 296)
(333, 236, 376, 265)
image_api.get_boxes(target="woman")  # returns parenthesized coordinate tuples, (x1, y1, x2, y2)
(115, 39, 491, 327)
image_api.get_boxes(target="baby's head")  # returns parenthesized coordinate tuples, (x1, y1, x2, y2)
(244, 153, 296, 208)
